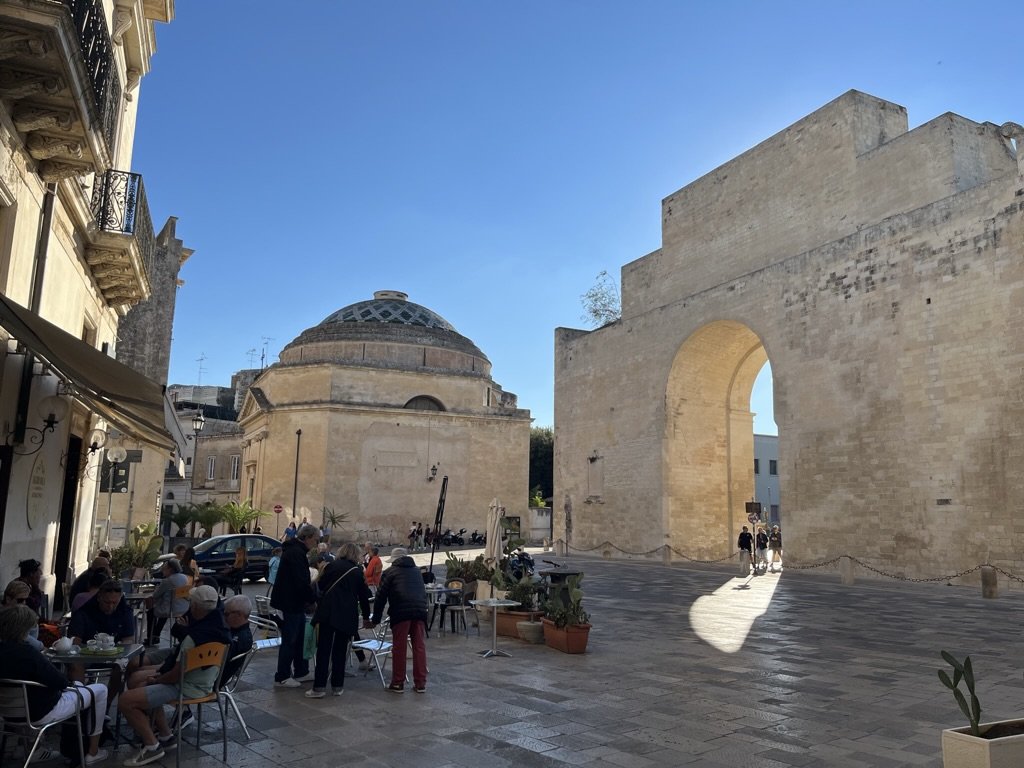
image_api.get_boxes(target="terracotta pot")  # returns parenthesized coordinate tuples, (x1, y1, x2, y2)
(541, 617, 591, 654)
(942, 719, 1024, 767)
(496, 609, 545, 638)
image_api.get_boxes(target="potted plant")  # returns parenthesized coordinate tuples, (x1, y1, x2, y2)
(495, 575, 546, 639)
(541, 574, 590, 653)
(110, 522, 165, 581)
(939, 650, 1024, 767)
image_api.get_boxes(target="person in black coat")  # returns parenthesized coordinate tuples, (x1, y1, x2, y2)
(305, 543, 371, 697)
(371, 547, 429, 693)
(270, 523, 319, 686)
(0, 605, 109, 763)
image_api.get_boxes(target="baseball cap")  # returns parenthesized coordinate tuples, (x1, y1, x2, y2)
(388, 547, 409, 563)
(189, 584, 219, 609)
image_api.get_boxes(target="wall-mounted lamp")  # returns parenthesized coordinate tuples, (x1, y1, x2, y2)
(4, 394, 69, 456)
(428, 464, 438, 481)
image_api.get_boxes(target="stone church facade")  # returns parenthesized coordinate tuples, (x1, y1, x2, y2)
(238, 291, 531, 540)
(555, 91, 1024, 580)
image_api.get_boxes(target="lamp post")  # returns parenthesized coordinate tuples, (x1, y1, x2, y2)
(103, 444, 128, 548)
(292, 429, 302, 518)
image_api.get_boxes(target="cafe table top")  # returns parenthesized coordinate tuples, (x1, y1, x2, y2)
(45, 642, 145, 666)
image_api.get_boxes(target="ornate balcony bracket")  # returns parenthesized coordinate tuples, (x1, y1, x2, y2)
(0, 67, 63, 99)
(27, 132, 82, 160)
(38, 158, 90, 182)
(13, 103, 74, 132)
(0, 29, 48, 61)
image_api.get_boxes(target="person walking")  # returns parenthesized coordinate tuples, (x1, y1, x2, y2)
(737, 526, 754, 575)
(270, 523, 319, 688)
(754, 527, 769, 574)
(768, 525, 784, 573)
(306, 542, 372, 698)
(363, 543, 383, 596)
(370, 547, 428, 693)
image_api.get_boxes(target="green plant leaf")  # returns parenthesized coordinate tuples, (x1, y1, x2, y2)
(941, 650, 964, 673)
(963, 656, 975, 691)
(937, 670, 954, 690)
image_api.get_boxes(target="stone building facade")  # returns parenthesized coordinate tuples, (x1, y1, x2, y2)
(555, 91, 1024, 580)
(0, 1, 180, 604)
(239, 291, 531, 542)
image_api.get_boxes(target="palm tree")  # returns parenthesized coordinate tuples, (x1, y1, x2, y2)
(320, 507, 349, 543)
(192, 502, 225, 540)
(170, 504, 194, 537)
(222, 499, 267, 534)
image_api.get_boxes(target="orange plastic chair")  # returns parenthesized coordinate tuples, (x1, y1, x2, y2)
(173, 641, 229, 767)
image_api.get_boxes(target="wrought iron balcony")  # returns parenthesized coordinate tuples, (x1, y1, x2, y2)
(86, 170, 155, 311)
(0, 0, 122, 178)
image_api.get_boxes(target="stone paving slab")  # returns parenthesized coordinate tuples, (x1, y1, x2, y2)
(21, 552, 1024, 767)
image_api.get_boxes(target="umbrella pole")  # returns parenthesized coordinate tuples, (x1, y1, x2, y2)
(428, 476, 448, 577)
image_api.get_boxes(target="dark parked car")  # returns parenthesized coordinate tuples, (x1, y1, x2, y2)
(152, 534, 282, 581)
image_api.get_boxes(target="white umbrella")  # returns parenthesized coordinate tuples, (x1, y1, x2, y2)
(484, 499, 503, 565)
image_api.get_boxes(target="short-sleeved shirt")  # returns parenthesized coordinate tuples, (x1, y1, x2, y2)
(178, 635, 220, 699)
(69, 594, 135, 642)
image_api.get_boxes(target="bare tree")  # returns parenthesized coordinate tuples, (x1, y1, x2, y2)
(580, 270, 621, 327)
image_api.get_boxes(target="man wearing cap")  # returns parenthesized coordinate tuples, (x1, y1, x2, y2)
(271, 522, 319, 687)
(118, 585, 229, 766)
(370, 547, 429, 693)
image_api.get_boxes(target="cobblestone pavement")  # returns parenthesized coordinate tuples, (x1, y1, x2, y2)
(53, 553, 1024, 766)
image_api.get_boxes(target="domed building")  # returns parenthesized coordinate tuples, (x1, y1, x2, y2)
(237, 291, 530, 540)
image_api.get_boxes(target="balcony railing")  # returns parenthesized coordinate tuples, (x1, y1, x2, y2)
(64, 0, 121, 151)
(91, 169, 155, 276)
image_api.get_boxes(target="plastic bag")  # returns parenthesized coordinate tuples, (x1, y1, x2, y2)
(302, 621, 316, 660)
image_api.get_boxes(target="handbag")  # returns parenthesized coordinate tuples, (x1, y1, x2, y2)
(302, 621, 316, 660)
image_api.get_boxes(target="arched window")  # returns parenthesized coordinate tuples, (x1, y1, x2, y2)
(404, 395, 445, 412)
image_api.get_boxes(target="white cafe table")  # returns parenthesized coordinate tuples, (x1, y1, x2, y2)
(469, 598, 519, 658)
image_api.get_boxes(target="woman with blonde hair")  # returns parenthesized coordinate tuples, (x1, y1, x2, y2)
(305, 542, 371, 698)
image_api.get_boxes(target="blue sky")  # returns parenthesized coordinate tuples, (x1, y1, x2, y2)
(135, 1, 1021, 432)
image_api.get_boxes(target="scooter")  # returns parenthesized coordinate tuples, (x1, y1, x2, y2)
(451, 528, 466, 546)
(509, 549, 535, 580)
(469, 530, 486, 545)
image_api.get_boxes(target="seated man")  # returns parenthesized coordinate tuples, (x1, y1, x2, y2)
(68, 579, 136, 694)
(0, 605, 109, 764)
(172, 594, 253, 731)
(119, 585, 229, 766)
(145, 558, 189, 645)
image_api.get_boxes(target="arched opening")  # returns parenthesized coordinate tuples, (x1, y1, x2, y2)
(665, 320, 769, 558)
(751, 364, 780, 527)
(404, 395, 445, 412)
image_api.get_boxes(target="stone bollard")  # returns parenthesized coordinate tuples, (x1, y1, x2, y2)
(840, 556, 855, 586)
(662, 545, 672, 566)
(739, 552, 750, 576)
(543, 538, 550, 552)
(981, 565, 998, 599)
(555, 539, 566, 556)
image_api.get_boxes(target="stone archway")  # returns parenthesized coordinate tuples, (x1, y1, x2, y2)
(665, 321, 767, 557)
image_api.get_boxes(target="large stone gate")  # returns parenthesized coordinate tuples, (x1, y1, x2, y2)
(554, 91, 1024, 579)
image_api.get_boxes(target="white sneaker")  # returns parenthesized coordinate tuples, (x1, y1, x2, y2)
(85, 748, 109, 765)
(122, 745, 164, 767)
(304, 688, 326, 698)
(332, 688, 344, 696)
(274, 678, 302, 688)
(294, 672, 314, 682)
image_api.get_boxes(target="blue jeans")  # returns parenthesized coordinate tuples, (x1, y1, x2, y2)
(275, 612, 309, 682)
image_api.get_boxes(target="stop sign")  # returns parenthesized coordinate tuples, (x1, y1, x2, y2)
(274, 504, 283, 514)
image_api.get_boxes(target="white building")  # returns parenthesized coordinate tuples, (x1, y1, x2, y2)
(754, 433, 780, 525)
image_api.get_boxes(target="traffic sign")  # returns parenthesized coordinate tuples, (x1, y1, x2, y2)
(273, 504, 283, 514)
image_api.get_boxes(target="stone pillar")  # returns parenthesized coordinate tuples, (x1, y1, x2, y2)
(739, 552, 750, 576)
(662, 544, 672, 565)
(840, 556, 855, 585)
(981, 565, 998, 599)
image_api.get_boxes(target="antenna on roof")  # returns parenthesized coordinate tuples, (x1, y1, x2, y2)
(196, 352, 207, 386)
(260, 336, 275, 370)
(246, 347, 258, 367)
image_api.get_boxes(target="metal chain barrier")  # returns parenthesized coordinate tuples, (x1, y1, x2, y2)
(553, 539, 1024, 583)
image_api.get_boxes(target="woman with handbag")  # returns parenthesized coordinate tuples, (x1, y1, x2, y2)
(305, 542, 371, 698)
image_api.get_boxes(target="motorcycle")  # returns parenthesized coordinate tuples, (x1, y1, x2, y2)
(469, 530, 486, 545)
(509, 548, 535, 580)
(451, 528, 466, 546)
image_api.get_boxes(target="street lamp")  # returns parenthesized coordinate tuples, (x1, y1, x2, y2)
(292, 429, 302, 518)
(191, 412, 205, 436)
(103, 444, 128, 548)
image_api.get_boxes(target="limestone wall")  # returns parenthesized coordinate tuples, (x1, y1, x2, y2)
(556, 92, 1024, 579)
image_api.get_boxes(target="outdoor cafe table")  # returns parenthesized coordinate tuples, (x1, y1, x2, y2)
(45, 643, 145, 748)
(469, 598, 519, 658)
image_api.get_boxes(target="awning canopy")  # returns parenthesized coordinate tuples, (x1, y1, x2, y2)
(0, 294, 174, 452)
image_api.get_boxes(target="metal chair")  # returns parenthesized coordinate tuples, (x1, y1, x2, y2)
(218, 645, 258, 740)
(0, 679, 86, 768)
(174, 641, 230, 768)
(443, 579, 479, 636)
(350, 619, 397, 688)
(248, 615, 280, 639)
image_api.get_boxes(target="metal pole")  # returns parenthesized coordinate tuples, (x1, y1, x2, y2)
(291, 429, 302, 517)
(104, 461, 116, 547)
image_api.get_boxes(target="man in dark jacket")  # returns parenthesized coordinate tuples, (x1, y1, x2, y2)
(270, 522, 319, 687)
(371, 547, 429, 693)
